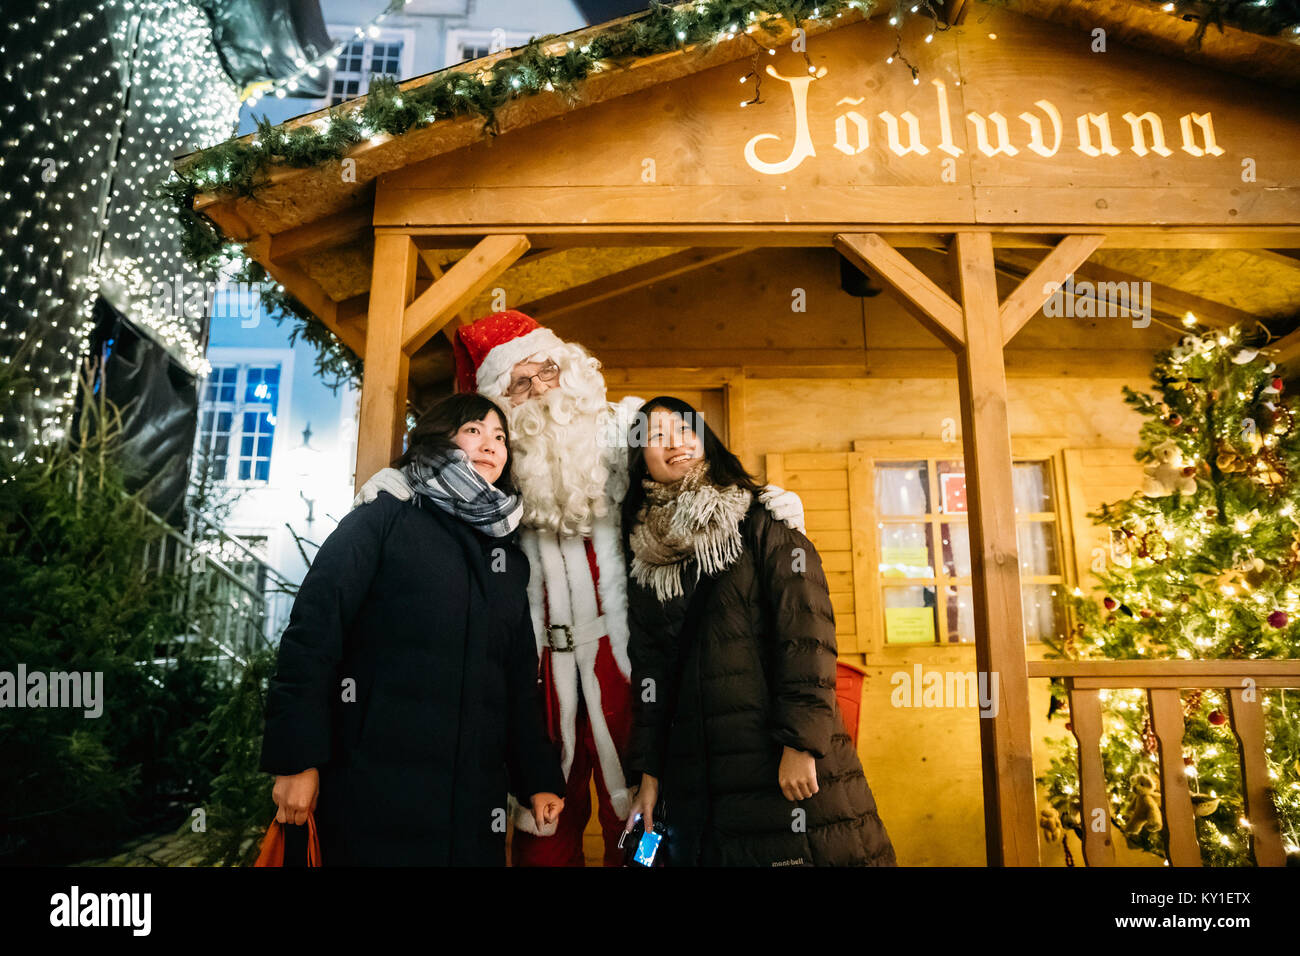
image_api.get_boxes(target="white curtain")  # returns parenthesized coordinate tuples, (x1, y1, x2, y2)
(874, 461, 1058, 643)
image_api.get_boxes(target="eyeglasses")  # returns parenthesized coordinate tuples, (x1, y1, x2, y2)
(506, 361, 560, 397)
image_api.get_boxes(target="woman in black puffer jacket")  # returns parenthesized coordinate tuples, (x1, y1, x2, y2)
(621, 397, 896, 867)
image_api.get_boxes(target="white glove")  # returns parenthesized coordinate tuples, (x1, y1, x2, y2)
(760, 484, 805, 534)
(351, 466, 413, 509)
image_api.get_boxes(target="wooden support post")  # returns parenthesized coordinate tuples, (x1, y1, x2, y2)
(834, 233, 964, 349)
(355, 233, 418, 493)
(834, 230, 1041, 864)
(1148, 687, 1202, 867)
(998, 235, 1104, 344)
(1065, 683, 1116, 866)
(403, 234, 530, 353)
(1227, 687, 1287, 866)
(951, 231, 1040, 866)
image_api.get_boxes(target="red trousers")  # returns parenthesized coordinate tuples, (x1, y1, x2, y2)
(512, 687, 628, 867)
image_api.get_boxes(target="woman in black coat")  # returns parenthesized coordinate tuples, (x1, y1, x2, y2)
(260, 394, 565, 865)
(622, 397, 896, 867)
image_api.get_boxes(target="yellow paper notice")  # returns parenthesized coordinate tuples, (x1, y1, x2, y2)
(885, 607, 936, 644)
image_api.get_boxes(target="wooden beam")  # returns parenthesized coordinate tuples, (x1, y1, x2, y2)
(392, 225, 1300, 251)
(415, 254, 477, 345)
(521, 247, 753, 319)
(269, 205, 372, 262)
(1270, 326, 1300, 367)
(951, 231, 1039, 867)
(834, 233, 965, 349)
(355, 233, 417, 493)
(944, 0, 970, 26)
(402, 234, 530, 353)
(999, 235, 1104, 345)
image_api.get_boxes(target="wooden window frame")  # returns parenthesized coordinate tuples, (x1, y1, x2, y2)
(853, 438, 1079, 655)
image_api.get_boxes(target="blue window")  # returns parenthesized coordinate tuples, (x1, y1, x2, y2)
(196, 363, 280, 483)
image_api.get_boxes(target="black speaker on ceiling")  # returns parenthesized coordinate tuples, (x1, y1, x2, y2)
(838, 254, 883, 297)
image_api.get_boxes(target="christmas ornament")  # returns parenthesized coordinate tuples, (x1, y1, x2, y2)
(1123, 773, 1163, 837)
(1039, 806, 1063, 843)
(1268, 610, 1289, 629)
(1208, 710, 1227, 726)
(1142, 440, 1198, 497)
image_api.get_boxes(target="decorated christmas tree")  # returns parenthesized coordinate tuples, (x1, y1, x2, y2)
(1039, 323, 1300, 867)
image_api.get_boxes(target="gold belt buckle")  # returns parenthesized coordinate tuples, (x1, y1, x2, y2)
(547, 624, 574, 652)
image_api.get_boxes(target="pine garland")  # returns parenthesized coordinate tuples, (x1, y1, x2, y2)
(1175, 0, 1300, 47)
(164, 0, 1299, 384)
(175, 0, 878, 203)
(166, 0, 893, 383)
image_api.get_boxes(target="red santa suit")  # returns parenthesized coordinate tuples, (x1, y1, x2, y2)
(511, 509, 634, 865)
(452, 311, 642, 866)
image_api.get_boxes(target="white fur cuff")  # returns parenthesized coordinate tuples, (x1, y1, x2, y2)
(607, 786, 631, 821)
(508, 793, 559, 838)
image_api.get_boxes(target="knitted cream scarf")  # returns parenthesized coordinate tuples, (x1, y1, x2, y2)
(629, 460, 753, 604)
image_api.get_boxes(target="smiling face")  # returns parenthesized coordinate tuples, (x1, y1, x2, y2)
(643, 407, 705, 483)
(452, 408, 508, 484)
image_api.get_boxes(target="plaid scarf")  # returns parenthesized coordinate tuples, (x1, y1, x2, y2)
(403, 446, 523, 538)
(629, 460, 753, 603)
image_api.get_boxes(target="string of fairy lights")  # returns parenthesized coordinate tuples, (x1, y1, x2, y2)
(1, 0, 241, 457)
(242, 0, 412, 110)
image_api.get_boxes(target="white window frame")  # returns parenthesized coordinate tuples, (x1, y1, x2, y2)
(199, 347, 296, 489)
(444, 27, 535, 66)
(325, 25, 416, 105)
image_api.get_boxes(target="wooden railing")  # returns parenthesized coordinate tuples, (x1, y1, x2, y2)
(1027, 660, 1300, 867)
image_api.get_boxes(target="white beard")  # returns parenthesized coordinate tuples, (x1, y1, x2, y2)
(505, 384, 612, 536)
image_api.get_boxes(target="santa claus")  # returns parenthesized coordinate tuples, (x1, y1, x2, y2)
(355, 310, 804, 866)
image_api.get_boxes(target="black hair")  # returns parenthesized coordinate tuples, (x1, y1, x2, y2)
(392, 392, 516, 494)
(620, 395, 761, 551)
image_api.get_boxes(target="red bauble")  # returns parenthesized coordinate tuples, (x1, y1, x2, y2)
(1139, 608, 1154, 618)
(1273, 377, 1284, 392)
(1268, 610, 1289, 628)
(1167, 414, 1182, 426)
(1208, 710, 1227, 726)
(1064, 722, 1073, 732)
(1103, 597, 1117, 610)
(1183, 755, 1195, 766)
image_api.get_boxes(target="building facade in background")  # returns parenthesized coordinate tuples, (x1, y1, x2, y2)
(202, 0, 588, 585)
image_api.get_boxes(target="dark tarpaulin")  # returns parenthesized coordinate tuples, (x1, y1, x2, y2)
(200, 0, 332, 97)
(572, 0, 646, 24)
(81, 299, 199, 527)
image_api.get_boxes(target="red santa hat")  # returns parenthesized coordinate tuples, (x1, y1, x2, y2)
(452, 310, 565, 397)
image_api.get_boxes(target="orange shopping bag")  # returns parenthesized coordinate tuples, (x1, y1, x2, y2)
(253, 813, 321, 867)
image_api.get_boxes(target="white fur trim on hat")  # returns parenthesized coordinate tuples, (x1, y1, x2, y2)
(475, 327, 566, 397)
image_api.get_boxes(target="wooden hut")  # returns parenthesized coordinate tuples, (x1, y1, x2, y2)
(180, 0, 1300, 865)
